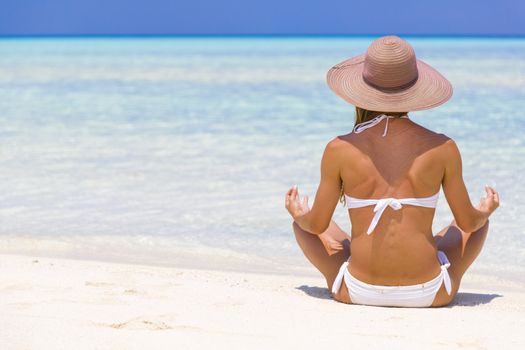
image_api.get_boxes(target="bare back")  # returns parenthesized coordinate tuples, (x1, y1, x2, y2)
(338, 117, 449, 285)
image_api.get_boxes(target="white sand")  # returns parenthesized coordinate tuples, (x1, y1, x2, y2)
(1, 253, 523, 350)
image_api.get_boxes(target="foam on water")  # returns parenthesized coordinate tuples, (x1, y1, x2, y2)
(0, 37, 524, 280)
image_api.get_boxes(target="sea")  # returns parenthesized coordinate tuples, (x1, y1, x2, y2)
(0, 36, 524, 281)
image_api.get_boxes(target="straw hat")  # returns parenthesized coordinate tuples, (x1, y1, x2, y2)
(326, 35, 453, 112)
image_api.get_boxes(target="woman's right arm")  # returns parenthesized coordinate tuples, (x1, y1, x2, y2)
(441, 139, 499, 233)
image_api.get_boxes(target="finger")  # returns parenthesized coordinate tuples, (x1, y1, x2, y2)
(292, 185, 298, 201)
(494, 191, 500, 204)
(287, 185, 296, 199)
(485, 186, 494, 199)
(302, 194, 308, 208)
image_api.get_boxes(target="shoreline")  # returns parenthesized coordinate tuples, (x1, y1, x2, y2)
(1, 233, 525, 285)
(1, 253, 524, 349)
(0, 233, 319, 277)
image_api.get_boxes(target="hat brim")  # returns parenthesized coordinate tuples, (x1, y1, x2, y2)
(326, 54, 453, 112)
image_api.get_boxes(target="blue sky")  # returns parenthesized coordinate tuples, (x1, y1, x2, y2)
(0, 0, 523, 36)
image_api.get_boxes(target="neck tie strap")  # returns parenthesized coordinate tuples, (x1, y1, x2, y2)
(353, 114, 408, 137)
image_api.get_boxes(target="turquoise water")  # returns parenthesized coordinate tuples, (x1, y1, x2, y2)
(0, 37, 524, 278)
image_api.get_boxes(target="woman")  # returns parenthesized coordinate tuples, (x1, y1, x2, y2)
(285, 35, 499, 307)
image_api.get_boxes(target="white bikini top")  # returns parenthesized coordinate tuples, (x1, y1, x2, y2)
(345, 192, 439, 235)
(347, 113, 439, 235)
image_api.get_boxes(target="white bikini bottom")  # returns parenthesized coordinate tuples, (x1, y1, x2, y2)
(331, 250, 452, 308)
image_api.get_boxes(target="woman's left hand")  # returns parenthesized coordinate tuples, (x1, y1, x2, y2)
(285, 185, 310, 220)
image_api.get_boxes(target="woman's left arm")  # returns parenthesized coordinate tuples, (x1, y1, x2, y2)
(285, 139, 342, 235)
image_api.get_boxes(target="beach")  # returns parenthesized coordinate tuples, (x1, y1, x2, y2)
(1, 253, 524, 349)
(1, 37, 524, 349)
(1, 37, 524, 278)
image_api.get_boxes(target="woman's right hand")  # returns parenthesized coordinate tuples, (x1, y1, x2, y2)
(476, 185, 500, 217)
(285, 185, 310, 220)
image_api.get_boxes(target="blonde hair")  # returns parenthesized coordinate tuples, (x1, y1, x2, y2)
(339, 106, 409, 205)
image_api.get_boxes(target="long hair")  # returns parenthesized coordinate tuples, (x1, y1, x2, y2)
(339, 106, 409, 205)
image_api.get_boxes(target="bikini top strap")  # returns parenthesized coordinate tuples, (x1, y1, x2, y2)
(353, 114, 408, 137)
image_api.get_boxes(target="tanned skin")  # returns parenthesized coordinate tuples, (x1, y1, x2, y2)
(285, 116, 499, 307)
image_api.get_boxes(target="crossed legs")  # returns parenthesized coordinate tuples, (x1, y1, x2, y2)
(431, 219, 490, 306)
(292, 219, 490, 306)
(292, 220, 351, 298)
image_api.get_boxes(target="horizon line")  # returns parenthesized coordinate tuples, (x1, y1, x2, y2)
(0, 33, 524, 39)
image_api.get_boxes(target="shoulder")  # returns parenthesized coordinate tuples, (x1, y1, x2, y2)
(325, 136, 347, 150)
(429, 132, 458, 153)
(319, 136, 357, 166)
(409, 121, 449, 139)
(429, 133, 463, 167)
(408, 121, 455, 149)
(441, 136, 462, 161)
(324, 135, 359, 155)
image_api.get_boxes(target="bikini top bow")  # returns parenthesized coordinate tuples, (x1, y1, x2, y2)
(345, 193, 440, 235)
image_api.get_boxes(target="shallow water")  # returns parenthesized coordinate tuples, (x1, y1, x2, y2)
(0, 37, 524, 280)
